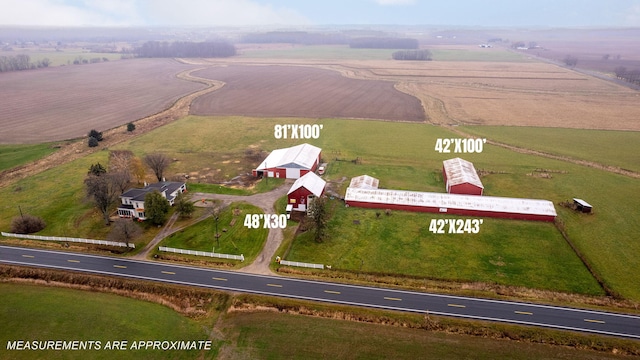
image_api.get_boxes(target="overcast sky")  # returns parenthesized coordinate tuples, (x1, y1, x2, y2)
(1, 0, 639, 27)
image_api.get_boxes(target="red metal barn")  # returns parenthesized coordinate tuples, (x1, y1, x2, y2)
(287, 172, 326, 212)
(443, 157, 484, 196)
(252, 143, 321, 179)
(344, 188, 557, 222)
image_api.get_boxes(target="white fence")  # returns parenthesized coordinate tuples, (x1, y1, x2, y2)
(158, 246, 244, 261)
(279, 260, 324, 270)
(1, 232, 135, 248)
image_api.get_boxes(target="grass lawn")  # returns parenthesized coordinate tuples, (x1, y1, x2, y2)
(160, 202, 267, 265)
(460, 126, 640, 173)
(0, 143, 60, 172)
(0, 283, 216, 360)
(2, 115, 638, 300)
(221, 311, 629, 360)
(287, 199, 603, 295)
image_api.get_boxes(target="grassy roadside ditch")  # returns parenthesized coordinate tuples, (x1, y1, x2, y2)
(1, 265, 638, 359)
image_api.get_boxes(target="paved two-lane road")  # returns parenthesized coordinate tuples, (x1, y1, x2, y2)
(1, 245, 639, 339)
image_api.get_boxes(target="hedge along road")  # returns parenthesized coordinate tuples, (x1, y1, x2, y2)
(142, 182, 292, 275)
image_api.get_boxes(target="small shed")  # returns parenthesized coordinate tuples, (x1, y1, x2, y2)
(442, 157, 484, 196)
(287, 172, 326, 212)
(349, 175, 379, 190)
(573, 198, 593, 213)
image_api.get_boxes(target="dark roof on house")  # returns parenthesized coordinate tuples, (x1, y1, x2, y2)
(120, 181, 185, 202)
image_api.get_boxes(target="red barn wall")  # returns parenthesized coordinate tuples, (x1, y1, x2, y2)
(345, 200, 554, 222)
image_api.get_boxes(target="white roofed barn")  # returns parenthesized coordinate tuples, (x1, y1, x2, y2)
(287, 172, 326, 212)
(252, 143, 321, 179)
(442, 157, 484, 196)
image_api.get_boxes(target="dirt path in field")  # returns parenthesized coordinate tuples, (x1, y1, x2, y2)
(187, 183, 291, 275)
(443, 125, 640, 179)
(0, 67, 224, 189)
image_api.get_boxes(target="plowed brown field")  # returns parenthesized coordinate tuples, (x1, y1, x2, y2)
(189, 65, 425, 122)
(0, 59, 204, 143)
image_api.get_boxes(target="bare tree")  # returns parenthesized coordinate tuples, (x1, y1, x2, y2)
(85, 173, 119, 225)
(108, 218, 142, 247)
(563, 55, 578, 67)
(109, 150, 133, 192)
(130, 156, 147, 184)
(144, 153, 171, 182)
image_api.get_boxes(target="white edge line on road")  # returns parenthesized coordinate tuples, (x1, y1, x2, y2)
(1, 258, 639, 341)
(2, 245, 640, 321)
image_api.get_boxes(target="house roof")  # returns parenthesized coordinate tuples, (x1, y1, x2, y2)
(288, 172, 326, 197)
(345, 188, 557, 217)
(349, 175, 379, 190)
(443, 157, 484, 189)
(256, 143, 321, 170)
(120, 181, 185, 202)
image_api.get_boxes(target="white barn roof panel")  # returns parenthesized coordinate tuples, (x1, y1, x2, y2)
(256, 143, 321, 171)
(345, 188, 556, 217)
(288, 172, 326, 197)
(443, 157, 484, 189)
(349, 175, 379, 190)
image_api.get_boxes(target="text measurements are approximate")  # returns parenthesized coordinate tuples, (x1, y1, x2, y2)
(6, 340, 212, 352)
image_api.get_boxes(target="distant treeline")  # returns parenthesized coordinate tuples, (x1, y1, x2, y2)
(392, 49, 432, 61)
(240, 31, 348, 45)
(0, 54, 50, 72)
(614, 66, 640, 86)
(134, 41, 236, 58)
(349, 37, 419, 49)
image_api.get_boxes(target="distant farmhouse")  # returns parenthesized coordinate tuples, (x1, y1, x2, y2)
(117, 181, 186, 220)
(287, 172, 326, 213)
(252, 143, 321, 179)
(442, 157, 484, 196)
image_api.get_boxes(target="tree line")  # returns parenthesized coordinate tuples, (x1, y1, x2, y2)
(392, 49, 432, 61)
(0, 54, 50, 72)
(240, 31, 347, 45)
(349, 37, 418, 49)
(134, 40, 236, 58)
(614, 66, 640, 86)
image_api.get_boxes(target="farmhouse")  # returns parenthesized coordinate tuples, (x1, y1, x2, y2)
(252, 143, 321, 179)
(443, 157, 484, 195)
(344, 188, 557, 221)
(117, 181, 186, 220)
(287, 172, 326, 212)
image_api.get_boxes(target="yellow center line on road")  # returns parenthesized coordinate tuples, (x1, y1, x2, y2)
(384, 297, 402, 301)
(21, 255, 34, 258)
(67, 260, 80, 263)
(212, 277, 228, 281)
(113, 265, 127, 269)
(324, 290, 341, 295)
(515, 311, 533, 315)
(447, 303, 466, 308)
(267, 283, 283, 288)
(584, 319, 606, 324)
(161, 271, 175, 275)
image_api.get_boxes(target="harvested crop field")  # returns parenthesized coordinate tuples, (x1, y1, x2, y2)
(367, 61, 640, 130)
(0, 58, 204, 144)
(190, 65, 425, 121)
